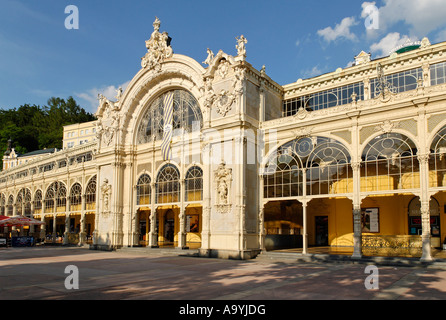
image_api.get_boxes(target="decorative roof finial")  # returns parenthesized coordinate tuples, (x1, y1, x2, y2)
(153, 16, 161, 30)
(141, 17, 173, 71)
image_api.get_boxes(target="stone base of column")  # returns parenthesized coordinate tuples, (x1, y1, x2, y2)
(420, 235, 434, 262)
(63, 232, 69, 245)
(148, 231, 158, 248)
(351, 251, 362, 259)
(78, 232, 87, 246)
(198, 248, 261, 260)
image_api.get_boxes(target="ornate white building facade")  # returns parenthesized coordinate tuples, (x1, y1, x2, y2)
(2, 19, 446, 261)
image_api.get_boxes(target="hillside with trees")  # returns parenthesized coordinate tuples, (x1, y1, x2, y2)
(0, 96, 96, 165)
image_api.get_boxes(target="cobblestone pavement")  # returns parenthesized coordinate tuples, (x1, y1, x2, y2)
(1, 246, 445, 303)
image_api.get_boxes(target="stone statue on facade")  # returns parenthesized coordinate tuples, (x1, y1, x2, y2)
(235, 35, 247, 57)
(115, 87, 123, 101)
(141, 17, 173, 71)
(214, 162, 232, 212)
(203, 48, 214, 65)
(101, 178, 112, 213)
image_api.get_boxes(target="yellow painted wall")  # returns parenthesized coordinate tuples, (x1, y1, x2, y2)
(322, 194, 445, 248)
(156, 206, 202, 246)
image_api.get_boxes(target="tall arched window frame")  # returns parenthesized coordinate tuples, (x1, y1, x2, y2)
(185, 166, 203, 201)
(137, 89, 203, 144)
(45, 182, 67, 211)
(361, 133, 419, 192)
(156, 164, 180, 204)
(7, 195, 14, 216)
(85, 175, 97, 210)
(15, 188, 31, 216)
(70, 183, 82, 210)
(429, 125, 446, 187)
(136, 174, 151, 205)
(16, 190, 24, 216)
(24, 189, 31, 216)
(34, 190, 43, 212)
(263, 136, 351, 198)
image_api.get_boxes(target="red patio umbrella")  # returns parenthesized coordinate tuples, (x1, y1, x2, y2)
(0, 215, 45, 227)
(0, 215, 9, 221)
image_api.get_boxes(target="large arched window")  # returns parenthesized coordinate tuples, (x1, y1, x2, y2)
(185, 166, 203, 201)
(85, 175, 97, 210)
(361, 133, 418, 192)
(45, 182, 67, 211)
(136, 174, 151, 205)
(16, 190, 24, 216)
(34, 190, 43, 212)
(70, 183, 82, 211)
(24, 189, 32, 216)
(429, 125, 446, 187)
(7, 195, 14, 216)
(15, 188, 31, 216)
(156, 164, 180, 204)
(264, 149, 302, 198)
(137, 89, 202, 144)
(263, 136, 351, 198)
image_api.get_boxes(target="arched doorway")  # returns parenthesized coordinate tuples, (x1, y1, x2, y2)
(164, 209, 175, 244)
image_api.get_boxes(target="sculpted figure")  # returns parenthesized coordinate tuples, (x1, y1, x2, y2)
(235, 35, 247, 56)
(203, 48, 214, 65)
(101, 178, 112, 212)
(214, 162, 232, 205)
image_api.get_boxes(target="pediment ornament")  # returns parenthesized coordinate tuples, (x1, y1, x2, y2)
(374, 120, 400, 133)
(141, 17, 173, 72)
(213, 89, 236, 117)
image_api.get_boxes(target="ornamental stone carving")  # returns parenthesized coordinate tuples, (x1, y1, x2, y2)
(217, 58, 230, 78)
(420, 37, 431, 49)
(203, 77, 216, 108)
(374, 120, 400, 133)
(214, 162, 232, 213)
(214, 89, 236, 117)
(292, 127, 312, 140)
(96, 94, 121, 147)
(294, 107, 309, 120)
(141, 17, 173, 72)
(232, 66, 246, 95)
(375, 63, 396, 102)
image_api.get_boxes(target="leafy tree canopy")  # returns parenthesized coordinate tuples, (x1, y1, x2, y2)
(0, 97, 96, 167)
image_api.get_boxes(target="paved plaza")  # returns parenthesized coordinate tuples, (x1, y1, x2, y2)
(1, 246, 446, 303)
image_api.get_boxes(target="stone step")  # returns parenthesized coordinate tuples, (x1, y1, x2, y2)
(118, 246, 200, 257)
(256, 251, 446, 268)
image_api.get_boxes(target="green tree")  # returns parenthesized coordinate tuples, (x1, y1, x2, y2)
(0, 97, 96, 168)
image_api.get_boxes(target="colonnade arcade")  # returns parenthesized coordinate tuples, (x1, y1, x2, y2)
(135, 161, 203, 249)
(260, 123, 446, 261)
(0, 175, 97, 245)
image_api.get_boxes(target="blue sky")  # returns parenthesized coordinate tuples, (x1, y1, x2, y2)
(1, 0, 446, 114)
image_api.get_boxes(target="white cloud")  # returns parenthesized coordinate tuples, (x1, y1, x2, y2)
(76, 80, 131, 113)
(361, 2, 380, 39)
(317, 17, 359, 43)
(370, 32, 411, 57)
(301, 65, 324, 79)
(371, 0, 446, 37)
